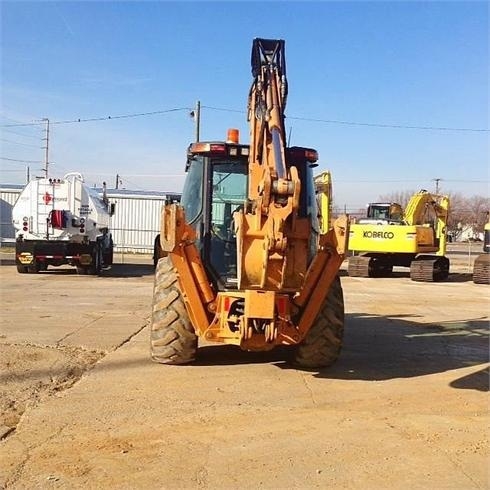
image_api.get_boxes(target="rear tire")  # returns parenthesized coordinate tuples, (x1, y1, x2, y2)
(294, 276, 344, 369)
(16, 264, 28, 273)
(153, 234, 167, 268)
(103, 236, 114, 267)
(150, 257, 197, 364)
(86, 241, 103, 275)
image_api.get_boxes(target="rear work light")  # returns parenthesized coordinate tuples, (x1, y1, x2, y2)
(189, 142, 228, 155)
(304, 149, 318, 163)
(288, 146, 319, 163)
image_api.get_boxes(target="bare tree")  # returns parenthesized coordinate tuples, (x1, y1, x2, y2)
(377, 190, 417, 209)
(376, 190, 489, 235)
(446, 192, 467, 232)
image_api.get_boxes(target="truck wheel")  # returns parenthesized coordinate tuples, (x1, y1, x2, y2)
(16, 264, 28, 273)
(294, 276, 344, 369)
(150, 257, 197, 364)
(27, 261, 41, 273)
(103, 237, 114, 267)
(88, 241, 103, 275)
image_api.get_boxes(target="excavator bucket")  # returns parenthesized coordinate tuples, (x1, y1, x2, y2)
(251, 38, 287, 80)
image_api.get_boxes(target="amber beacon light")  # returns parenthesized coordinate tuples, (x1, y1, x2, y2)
(226, 128, 239, 144)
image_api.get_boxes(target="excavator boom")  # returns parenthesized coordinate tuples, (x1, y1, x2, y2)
(236, 38, 305, 291)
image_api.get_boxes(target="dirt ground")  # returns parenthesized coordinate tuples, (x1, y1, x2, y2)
(0, 245, 488, 489)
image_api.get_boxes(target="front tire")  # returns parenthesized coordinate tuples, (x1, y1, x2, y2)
(150, 257, 197, 364)
(294, 276, 345, 368)
(27, 261, 42, 274)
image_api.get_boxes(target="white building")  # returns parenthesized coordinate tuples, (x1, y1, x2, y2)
(0, 183, 180, 253)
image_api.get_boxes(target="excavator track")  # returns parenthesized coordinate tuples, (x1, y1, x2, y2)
(473, 254, 490, 284)
(348, 256, 371, 277)
(348, 255, 393, 278)
(410, 255, 449, 282)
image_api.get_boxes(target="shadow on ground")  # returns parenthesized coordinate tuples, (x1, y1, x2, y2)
(105, 263, 155, 278)
(194, 313, 489, 391)
(449, 366, 489, 391)
(0, 262, 155, 278)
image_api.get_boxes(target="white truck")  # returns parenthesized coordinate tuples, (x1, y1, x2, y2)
(12, 172, 114, 275)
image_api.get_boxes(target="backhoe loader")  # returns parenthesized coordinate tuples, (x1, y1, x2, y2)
(150, 38, 349, 367)
(348, 190, 450, 281)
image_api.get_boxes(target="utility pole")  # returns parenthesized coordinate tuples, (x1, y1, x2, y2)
(42, 118, 50, 178)
(26, 165, 30, 183)
(115, 173, 120, 189)
(433, 178, 442, 194)
(190, 100, 201, 142)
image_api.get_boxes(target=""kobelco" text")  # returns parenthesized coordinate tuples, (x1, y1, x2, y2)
(363, 231, 394, 239)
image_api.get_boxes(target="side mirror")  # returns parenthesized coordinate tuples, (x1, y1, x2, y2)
(110, 203, 116, 216)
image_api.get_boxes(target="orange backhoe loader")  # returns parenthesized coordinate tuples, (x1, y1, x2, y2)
(150, 38, 349, 368)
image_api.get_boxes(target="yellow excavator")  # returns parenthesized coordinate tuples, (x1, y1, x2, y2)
(473, 214, 490, 284)
(150, 38, 349, 367)
(348, 190, 450, 281)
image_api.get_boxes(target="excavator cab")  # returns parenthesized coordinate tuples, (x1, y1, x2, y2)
(365, 203, 403, 223)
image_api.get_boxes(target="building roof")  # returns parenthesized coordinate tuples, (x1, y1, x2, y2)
(0, 184, 25, 191)
(1, 183, 181, 200)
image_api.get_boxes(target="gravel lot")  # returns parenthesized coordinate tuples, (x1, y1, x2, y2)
(0, 245, 488, 489)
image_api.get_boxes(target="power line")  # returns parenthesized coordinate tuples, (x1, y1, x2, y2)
(1, 128, 41, 139)
(0, 107, 193, 127)
(286, 115, 489, 133)
(1, 156, 42, 163)
(201, 105, 245, 115)
(335, 179, 489, 183)
(201, 105, 489, 132)
(0, 138, 41, 148)
(1, 105, 488, 132)
(83, 172, 185, 178)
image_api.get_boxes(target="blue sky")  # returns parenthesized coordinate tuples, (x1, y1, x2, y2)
(1, 1, 488, 210)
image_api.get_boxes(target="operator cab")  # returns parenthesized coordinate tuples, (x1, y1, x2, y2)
(181, 130, 320, 290)
(358, 202, 403, 225)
